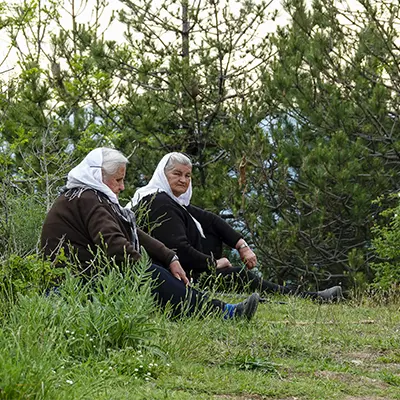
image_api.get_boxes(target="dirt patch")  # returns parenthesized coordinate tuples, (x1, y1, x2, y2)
(343, 397, 386, 400)
(346, 350, 381, 363)
(214, 395, 266, 400)
(314, 370, 388, 390)
(214, 397, 299, 400)
(343, 350, 400, 373)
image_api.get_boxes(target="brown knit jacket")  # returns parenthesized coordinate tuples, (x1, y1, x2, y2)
(41, 189, 175, 275)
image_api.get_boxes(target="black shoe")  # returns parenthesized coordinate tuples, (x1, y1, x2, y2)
(235, 293, 260, 320)
(317, 286, 343, 302)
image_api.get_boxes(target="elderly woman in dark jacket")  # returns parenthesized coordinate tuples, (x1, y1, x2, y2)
(41, 148, 260, 320)
(127, 152, 342, 301)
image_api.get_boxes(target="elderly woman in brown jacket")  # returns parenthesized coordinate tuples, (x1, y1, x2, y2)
(41, 148, 260, 320)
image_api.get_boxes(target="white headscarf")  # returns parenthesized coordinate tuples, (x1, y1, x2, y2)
(66, 147, 119, 204)
(127, 152, 205, 238)
(66, 147, 140, 251)
(127, 153, 192, 208)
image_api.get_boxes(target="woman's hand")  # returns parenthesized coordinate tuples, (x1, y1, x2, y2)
(236, 239, 257, 269)
(169, 260, 190, 286)
(216, 257, 232, 269)
(239, 247, 257, 269)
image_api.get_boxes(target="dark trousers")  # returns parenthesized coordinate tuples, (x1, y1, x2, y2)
(201, 236, 320, 298)
(216, 266, 295, 294)
(214, 266, 323, 298)
(147, 263, 225, 317)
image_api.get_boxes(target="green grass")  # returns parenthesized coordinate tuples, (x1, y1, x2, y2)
(1, 275, 400, 399)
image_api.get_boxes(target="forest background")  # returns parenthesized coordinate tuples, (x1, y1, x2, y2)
(1, 0, 400, 293)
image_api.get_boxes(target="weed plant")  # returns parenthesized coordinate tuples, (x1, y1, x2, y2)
(0, 253, 168, 399)
(0, 254, 62, 313)
(0, 189, 47, 257)
(371, 196, 400, 293)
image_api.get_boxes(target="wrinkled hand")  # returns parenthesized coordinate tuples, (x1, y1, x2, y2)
(169, 260, 190, 286)
(216, 257, 232, 269)
(239, 247, 257, 270)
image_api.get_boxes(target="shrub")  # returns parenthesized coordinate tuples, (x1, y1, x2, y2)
(0, 254, 162, 399)
(56, 253, 160, 359)
(0, 254, 62, 310)
(0, 189, 47, 256)
(370, 196, 400, 292)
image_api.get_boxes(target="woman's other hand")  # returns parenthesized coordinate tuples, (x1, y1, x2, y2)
(216, 257, 232, 269)
(169, 260, 190, 286)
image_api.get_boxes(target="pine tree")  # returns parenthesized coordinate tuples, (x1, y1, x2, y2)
(234, 0, 400, 288)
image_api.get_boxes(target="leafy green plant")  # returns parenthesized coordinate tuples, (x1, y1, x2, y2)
(0, 254, 62, 308)
(381, 371, 400, 387)
(0, 185, 47, 257)
(51, 251, 160, 359)
(107, 347, 170, 381)
(0, 253, 164, 399)
(7, 193, 48, 254)
(370, 197, 400, 292)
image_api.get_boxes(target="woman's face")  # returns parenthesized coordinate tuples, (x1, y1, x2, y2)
(165, 163, 192, 197)
(103, 165, 126, 197)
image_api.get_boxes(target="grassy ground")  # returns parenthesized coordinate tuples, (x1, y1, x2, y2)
(134, 296, 400, 400)
(1, 278, 400, 400)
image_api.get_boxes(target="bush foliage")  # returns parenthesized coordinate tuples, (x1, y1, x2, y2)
(371, 196, 400, 292)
